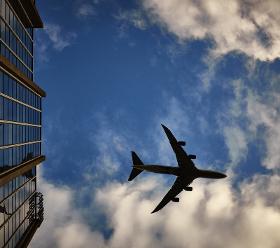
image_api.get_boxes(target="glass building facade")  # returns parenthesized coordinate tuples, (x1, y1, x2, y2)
(0, 0, 33, 80)
(0, 0, 45, 247)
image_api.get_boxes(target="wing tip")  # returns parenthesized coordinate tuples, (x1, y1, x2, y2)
(161, 124, 169, 132)
(151, 205, 161, 214)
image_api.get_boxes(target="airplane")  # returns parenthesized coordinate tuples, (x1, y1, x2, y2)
(128, 124, 227, 213)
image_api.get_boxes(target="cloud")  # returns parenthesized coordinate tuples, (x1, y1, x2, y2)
(31, 89, 280, 247)
(223, 126, 248, 166)
(30, 167, 107, 248)
(45, 23, 77, 51)
(76, 3, 96, 18)
(35, 37, 49, 63)
(115, 9, 148, 31)
(216, 80, 249, 167)
(114, 9, 148, 40)
(97, 174, 280, 248)
(142, 0, 280, 61)
(36, 23, 77, 65)
(216, 76, 280, 170)
(82, 114, 133, 184)
(246, 91, 280, 169)
(31, 168, 280, 248)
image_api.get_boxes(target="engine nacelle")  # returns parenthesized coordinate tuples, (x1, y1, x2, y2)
(172, 197, 179, 202)
(177, 141, 186, 146)
(184, 187, 193, 191)
(188, 154, 196, 159)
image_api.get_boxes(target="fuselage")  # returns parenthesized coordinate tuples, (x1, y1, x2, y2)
(133, 164, 226, 180)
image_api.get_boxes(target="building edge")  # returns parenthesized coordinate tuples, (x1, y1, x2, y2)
(7, 0, 43, 28)
(15, 219, 43, 248)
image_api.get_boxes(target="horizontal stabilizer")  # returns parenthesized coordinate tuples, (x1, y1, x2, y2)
(128, 151, 144, 181)
(128, 168, 143, 181)
(132, 151, 143, 165)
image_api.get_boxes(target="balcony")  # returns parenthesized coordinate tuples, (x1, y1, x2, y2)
(15, 192, 44, 248)
(28, 192, 44, 226)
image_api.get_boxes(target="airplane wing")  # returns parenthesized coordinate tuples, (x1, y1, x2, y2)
(161, 124, 195, 169)
(151, 177, 193, 213)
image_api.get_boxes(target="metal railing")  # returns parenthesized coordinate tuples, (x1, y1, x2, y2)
(27, 191, 44, 226)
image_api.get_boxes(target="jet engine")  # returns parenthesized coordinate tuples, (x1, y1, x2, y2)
(188, 154, 196, 159)
(184, 187, 193, 191)
(177, 141, 186, 146)
(172, 197, 179, 202)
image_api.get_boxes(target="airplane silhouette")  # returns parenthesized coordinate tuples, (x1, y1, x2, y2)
(128, 124, 227, 213)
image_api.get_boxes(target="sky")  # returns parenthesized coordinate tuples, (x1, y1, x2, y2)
(29, 0, 280, 247)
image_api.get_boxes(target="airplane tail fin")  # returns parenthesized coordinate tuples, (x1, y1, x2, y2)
(128, 151, 144, 181)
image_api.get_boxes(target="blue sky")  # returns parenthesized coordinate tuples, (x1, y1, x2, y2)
(30, 1, 280, 247)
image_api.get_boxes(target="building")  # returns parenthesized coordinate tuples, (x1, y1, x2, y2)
(0, 0, 45, 247)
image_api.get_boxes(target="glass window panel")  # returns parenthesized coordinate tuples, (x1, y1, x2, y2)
(0, 149, 3, 167)
(7, 99, 12, 120)
(3, 73, 8, 95)
(8, 147, 12, 165)
(0, 70, 3, 92)
(0, 96, 3, 119)
(3, 148, 8, 165)
(0, 124, 3, 146)
(2, 98, 6, 121)
(3, 124, 8, 144)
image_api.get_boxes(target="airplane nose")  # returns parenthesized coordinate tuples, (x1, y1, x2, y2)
(220, 173, 227, 178)
(214, 172, 227, 178)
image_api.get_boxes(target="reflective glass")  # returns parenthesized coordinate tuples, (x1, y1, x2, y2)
(0, 0, 33, 80)
(0, 176, 36, 246)
(0, 70, 42, 110)
(0, 1, 42, 246)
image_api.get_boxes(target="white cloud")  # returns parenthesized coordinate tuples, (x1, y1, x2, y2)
(246, 92, 280, 169)
(30, 167, 107, 248)
(30, 91, 280, 247)
(217, 80, 249, 166)
(199, 56, 221, 92)
(35, 37, 49, 63)
(76, 3, 95, 18)
(83, 115, 132, 181)
(115, 10, 148, 30)
(31, 169, 280, 248)
(36, 23, 77, 65)
(223, 126, 248, 166)
(114, 9, 148, 40)
(45, 23, 77, 51)
(142, 0, 280, 61)
(217, 78, 280, 170)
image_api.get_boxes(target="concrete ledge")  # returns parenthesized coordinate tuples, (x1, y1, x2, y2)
(0, 55, 46, 97)
(7, 0, 43, 28)
(0, 155, 45, 186)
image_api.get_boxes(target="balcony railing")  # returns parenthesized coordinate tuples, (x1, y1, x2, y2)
(27, 191, 44, 226)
